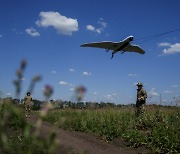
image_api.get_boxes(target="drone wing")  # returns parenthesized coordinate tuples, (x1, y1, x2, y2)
(126, 44, 145, 54)
(81, 41, 123, 51)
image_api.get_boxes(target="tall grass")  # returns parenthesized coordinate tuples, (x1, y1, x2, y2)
(43, 106, 180, 153)
(0, 99, 58, 154)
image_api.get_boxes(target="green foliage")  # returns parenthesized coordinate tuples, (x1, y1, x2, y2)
(0, 100, 26, 130)
(0, 100, 58, 154)
(44, 107, 180, 153)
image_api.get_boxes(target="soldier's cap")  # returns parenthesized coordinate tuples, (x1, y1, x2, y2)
(136, 83, 143, 86)
(27, 92, 31, 95)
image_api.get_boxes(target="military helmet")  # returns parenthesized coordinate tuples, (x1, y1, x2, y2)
(27, 92, 31, 95)
(137, 83, 143, 86)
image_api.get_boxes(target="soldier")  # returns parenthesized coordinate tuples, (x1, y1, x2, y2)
(24, 92, 32, 118)
(136, 83, 147, 116)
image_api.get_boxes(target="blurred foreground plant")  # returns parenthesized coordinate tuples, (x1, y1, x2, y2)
(0, 99, 58, 154)
(75, 85, 87, 102)
(13, 59, 27, 97)
(13, 59, 42, 97)
(2, 59, 58, 153)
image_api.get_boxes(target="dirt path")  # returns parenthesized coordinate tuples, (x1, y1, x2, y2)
(27, 115, 148, 154)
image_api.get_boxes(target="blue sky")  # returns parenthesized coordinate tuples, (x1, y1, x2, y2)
(0, 0, 180, 105)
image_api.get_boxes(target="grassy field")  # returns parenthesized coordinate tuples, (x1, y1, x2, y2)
(1, 99, 179, 153)
(43, 106, 180, 153)
(0, 100, 57, 154)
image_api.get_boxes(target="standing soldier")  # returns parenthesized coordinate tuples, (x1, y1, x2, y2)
(136, 83, 147, 116)
(24, 92, 32, 118)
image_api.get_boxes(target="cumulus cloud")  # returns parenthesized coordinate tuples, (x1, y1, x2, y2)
(128, 73, 139, 77)
(104, 93, 117, 101)
(86, 25, 95, 31)
(36, 11, 79, 35)
(69, 68, 75, 72)
(105, 94, 113, 100)
(159, 43, 180, 55)
(172, 85, 179, 88)
(82, 71, 91, 76)
(21, 78, 25, 81)
(59, 81, 73, 87)
(86, 18, 107, 34)
(163, 90, 172, 94)
(98, 18, 107, 28)
(149, 88, 158, 96)
(104, 94, 116, 101)
(6, 92, 12, 96)
(133, 82, 138, 86)
(163, 43, 180, 54)
(86, 25, 101, 34)
(25, 27, 40, 37)
(158, 42, 171, 47)
(70, 88, 74, 91)
(51, 70, 57, 74)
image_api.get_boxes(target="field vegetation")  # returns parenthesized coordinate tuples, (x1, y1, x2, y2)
(0, 99, 58, 154)
(43, 105, 180, 153)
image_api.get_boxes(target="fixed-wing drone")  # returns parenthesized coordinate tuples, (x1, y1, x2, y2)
(81, 36, 145, 59)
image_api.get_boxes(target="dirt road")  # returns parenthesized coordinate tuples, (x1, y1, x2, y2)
(27, 115, 148, 154)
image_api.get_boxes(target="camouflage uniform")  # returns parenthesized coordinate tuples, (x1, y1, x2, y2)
(136, 83, 147, 116)
(24, 92, 32, 118)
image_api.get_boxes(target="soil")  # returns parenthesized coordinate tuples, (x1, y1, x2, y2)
(27, 115, 149, 154)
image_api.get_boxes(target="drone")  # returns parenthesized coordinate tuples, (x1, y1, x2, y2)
(81, 36, 145, 59)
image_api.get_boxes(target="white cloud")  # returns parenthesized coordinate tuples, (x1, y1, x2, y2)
(104, 94, 115, 101)
(69, 68, 75, 72)
(51, 70, 57, 74)
(6, 92, 11, 96)
(93, 92, 97, 95)
(12, 28, 23, 35)
(98, 18, 107, 28)
(82, 71, 91, 76)
(36, 11, 79, 35)
(0, 34, 2, 37)
(59, 81, 73, 87)
(106, 94, 113, 100)
(70, 88, 74, 91)
(21, 78, 25, 81)
(25, 27, 40, 37)
(172, 85, 179, 88)
(86, 18, 107, 34)
(86, 25, 95, 31)
(128, 73, 139, 77)
(158, 42, 171, 47)
(104, 93, 117, 101)
(149, 88, 158, 96)
(133, 82, 138, 86)
(86, 25, 101, 34)
(162, 43, 180, 55)
(59, 81, 68, 85)
(163, 90, 172, 94)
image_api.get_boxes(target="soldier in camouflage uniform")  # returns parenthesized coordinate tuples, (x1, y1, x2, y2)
(136, 83, 147, 116)
(24, 92, 32, 118)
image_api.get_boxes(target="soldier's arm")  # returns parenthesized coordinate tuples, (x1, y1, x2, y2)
(142, 90, 147, 100)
